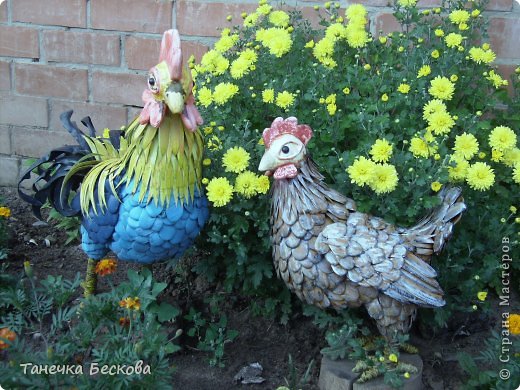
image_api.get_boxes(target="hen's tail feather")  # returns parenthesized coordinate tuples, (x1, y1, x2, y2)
(405, 186, 466, 259)
(18, 110, 107, 219)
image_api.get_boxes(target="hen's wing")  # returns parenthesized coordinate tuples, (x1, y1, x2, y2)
(314, 212, 445, 308)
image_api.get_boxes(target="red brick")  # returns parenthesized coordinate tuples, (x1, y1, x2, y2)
(0, 26, 40, 59)
(91, 71, 145, 106)
(12, 0, 86, 28)
(486, 0, 513, 11)
(125, 36, 161, 70)
(49, 100, 128, 132)
(0, 94, 48, 127)
(15, 64, 88, 101)
(0, 126, 11, 155)
(178, 1, 257, 37)
(91, 0, 172, 33)
(374, 13, 403, 35)
(125, 36, 208, 70)
(12, 128, 75, 158)
(489, 18, 520, 60)
(43, 31, 121, 66)
(0, 1, 7, 23)
(0, 61, 10, 91)
(182, 41, 209, 63)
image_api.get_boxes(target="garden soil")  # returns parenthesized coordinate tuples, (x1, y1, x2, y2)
(1, 186, 516, 389)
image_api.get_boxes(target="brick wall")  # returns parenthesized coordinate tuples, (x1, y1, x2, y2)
(0, 0, 519, 185)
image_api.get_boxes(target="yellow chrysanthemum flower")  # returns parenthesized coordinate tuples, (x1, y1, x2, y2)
(346, 27, 369, 48)
(230, 58, 250, 79)
(409, 137, 430, 158)
(449, 9, 470, 24)
(397, 83, 411, 94)
(449, 156, 470, 181)
(466, 162, 495, 191)
(214, 31, 238, 53)
(313, 37, 335, 62)
(206, 177, 234, 207)
(276, 91, 296, 109)
(434, 29, 445, 37)
(235, 171, 258, 198)
(256, 27, 293, 57)
(486, 70, 508, 88)
(244, 12, 259, 27)
(212, 83, 239, 105)
(429, 76, 455, 100)
(326, 23, 347, 41)
(262, 88, 275, 103)
(417, 65, 431, 78)
(513, 165, 520, 184)
(256, 4, 272, 15)
(370, 139, 393, 163)
(256, 175, 270, 194)
(197, 87, 213, 108)
(345, 4, 367, 20)
(200, 50, 229, 75)
(489, 126, 517, 151)
(347, 156, 376, 186)
(491, 149, 504, 162)
(427, 110, 455, 135)
(222, 146, 250, 173)
(268, 10, 290, 27)
(453, 133, 479, 160)
(445, 33, 463, 48)
(502, 148, 520, 167)
(381, 93, 389, 102)
(369, 164, 399, 194)
(469, 47, 496, 64)
(431, 50, 440, 59)
(0, 207, 11, 218)
(423, 99, 448, 120)
(431, 181, 443, 192)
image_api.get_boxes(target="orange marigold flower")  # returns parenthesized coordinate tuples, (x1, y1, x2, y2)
(119, 297, 141, 311)
(0, 328, 17, 350)
(119, 317, 130, 327)
(95, 258, 117, 276)
(509, 313, 520, 335)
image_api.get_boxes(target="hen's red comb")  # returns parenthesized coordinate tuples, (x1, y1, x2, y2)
(262, 117, 313, 148)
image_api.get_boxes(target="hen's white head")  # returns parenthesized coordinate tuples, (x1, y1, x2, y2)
(258, 117, 313, 180)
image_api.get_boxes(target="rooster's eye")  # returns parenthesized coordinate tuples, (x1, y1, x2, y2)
(148, 74, 158, 92)
(281, 145, 290, 154)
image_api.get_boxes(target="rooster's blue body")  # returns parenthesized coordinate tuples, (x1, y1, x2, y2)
(19, 29, 208, 294)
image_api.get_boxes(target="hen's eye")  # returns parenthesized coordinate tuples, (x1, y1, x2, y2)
(281, 145, 290, 154)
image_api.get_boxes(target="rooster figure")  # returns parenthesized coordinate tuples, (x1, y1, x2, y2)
(258, 117, 466, 339)
(19, 30, 208, 297)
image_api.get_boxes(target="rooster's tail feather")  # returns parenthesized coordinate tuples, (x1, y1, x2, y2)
(17, 110, 113, 219)
(404, 186, 466, 261)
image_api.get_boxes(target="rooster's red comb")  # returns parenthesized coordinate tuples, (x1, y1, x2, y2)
(158, 29, 182, 81)
(262, 117, 313, 148)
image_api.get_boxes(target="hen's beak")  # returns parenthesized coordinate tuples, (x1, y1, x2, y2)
(165, 84, 185, 114)
(258, 149, 276, 176)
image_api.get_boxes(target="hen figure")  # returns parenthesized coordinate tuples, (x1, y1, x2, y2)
(258, 117, 466, 339)
(19, 30, 208, 296)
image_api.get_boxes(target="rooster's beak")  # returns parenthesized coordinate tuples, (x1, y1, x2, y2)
(165, 84, 185, 114)
(258, 149, 277, 174)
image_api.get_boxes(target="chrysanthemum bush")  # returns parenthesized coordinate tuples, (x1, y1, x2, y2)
(192, 0, 519, 326)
